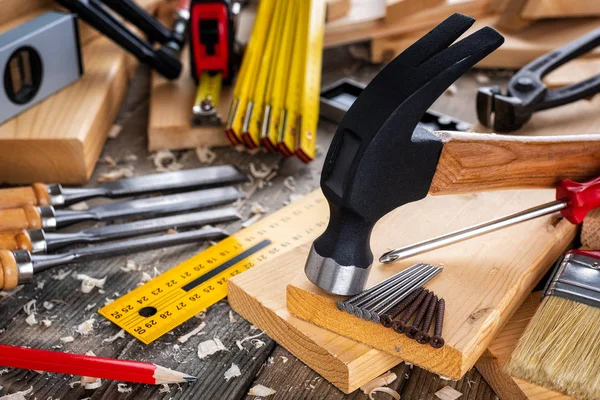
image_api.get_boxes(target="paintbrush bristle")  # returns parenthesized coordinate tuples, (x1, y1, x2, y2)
(506, 296, 600, 399)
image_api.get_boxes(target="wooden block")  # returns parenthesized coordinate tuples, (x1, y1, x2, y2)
(0, 0, 52, 27)
(148, 46, 232, 152)
(286, 187, 576, 379)
(0, 37, 130, 184)
(325, 0, 387, 47)
(496, 0, 532, 31)
(482, 292, 574, 399)
(385, 0, 445, 24)
(521, 0, 600, 19)
(326, 0, 351, 22)
(371, 16, 600, 67)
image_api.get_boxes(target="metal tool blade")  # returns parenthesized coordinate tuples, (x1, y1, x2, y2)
(54, 166, 247, 206)
(40, 207, 240, 253)
(53, 187, 242, 229)
(31, 227, 228, 273)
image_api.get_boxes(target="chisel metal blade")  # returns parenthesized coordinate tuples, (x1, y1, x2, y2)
(50, 187, 242, 230)
(50, 166, 247, 206)
(11, 227, 229, 285)
(32, 207, 241, 254)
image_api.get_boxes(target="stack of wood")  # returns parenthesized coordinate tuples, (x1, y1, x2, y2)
(324, 0, 600, 69)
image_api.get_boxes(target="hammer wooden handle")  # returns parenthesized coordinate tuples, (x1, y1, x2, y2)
(0, 231, 32, 252)
(0, 250, 19, 291)
(430, 132, 600, 194)
(0, 184, 50, 210)
(0, 206, 42, 233)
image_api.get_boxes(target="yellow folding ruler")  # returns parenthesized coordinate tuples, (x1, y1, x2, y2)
(99, 191, 328, 344)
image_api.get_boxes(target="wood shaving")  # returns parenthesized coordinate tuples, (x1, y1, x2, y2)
(100, 155, 117, 167)
(283, 176, 296, 191)
(153, 150, 184, 172)
(224, 364, 241, 381)
(236, 332, 264, 350)
(121, 260, 138, 272)
(98, 167, 134, 182)
(445, 84, 458, 96)
(85, 303, 97, 311)
(60, 336, 75, 343)
(85, 350, 96, 357)
(159, 384, 170, 393)
(439, 375, 452, 381)
(0, 369, 8, 376)
(80, 377, 102, 390)
(124, 154, 138, 162)
(117, 384, 132, 393)
(195, 146, 217, 164)
(68, 381, 80, 388)
(368, 387, 401, 400)
(107, 124, 122, 139)
(474, 72, 491, 84)
(141, 272, 152, 283)
(23, 300, 36, 315)
(76, 319, 95, 335)
(36, 281, 45, 290)
(76, 274, 106, 293)
(196, 311, 206, 319)
(361, 371, 397, 395)
(250, 339, 265, 349)
(280, 356, 288, 363)
(177, 322, 206, 344)
(0, 386, 33, 400)
(70, 202, 89, 211)
(249, 202, 268, 215)
(284, 193, 304, 205)
(435, 386, 463, 400)
(0, 286, 23, 298)
(241, 214, 262, 228)
(197, 338, 227, 359)
(229, 311, 237, 323)
(248, 385, 276, 397)
(249, 163, 271, 179)
(41, 319, 52, 328)
(102, 329, 125, 344)
(51, 269, 70, 281)
(42, 301, 54, 310)
(25, 314, 37, 326)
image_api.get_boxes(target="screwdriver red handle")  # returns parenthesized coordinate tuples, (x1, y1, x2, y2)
(556, 176, 600, 224)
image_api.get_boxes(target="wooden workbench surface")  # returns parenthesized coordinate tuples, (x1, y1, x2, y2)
(0, 47, 504, 399)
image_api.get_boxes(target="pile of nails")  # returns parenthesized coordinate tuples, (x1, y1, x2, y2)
(336, 263, 446, 348)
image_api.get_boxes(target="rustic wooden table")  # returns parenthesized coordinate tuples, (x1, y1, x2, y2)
(0, 47, 508, 400)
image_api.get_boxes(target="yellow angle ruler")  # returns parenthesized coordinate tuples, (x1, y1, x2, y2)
(99, 191, 328, 345)
(297, 0, 326, 163)
(192, 72, 223, 125)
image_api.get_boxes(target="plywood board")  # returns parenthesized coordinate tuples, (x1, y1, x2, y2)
(148, 47, 232, 151)
(370, 16, 600, 67)
(482, 292, 574, 399)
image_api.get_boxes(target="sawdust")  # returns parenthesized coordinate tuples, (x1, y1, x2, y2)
(435, 386, 463, 400)
(177, 322, 206, 344)
(283, 176, 296, 191)
(42, 301, 54, 310)
(25, 314, 37, 326)
(241, 214, 262, 228)
(121, 260, 138, 272)
(229, 311, 237, 323)
(41, 319, 52, 328)
(107, 124, 122, 139)
(195, 146, 217, 164)
(102, 329, 125, 344)
(0, 386, 33, 400)
(51, 270, 71, 281)
(23, 300, 36, 315)
(98, 167, 134, 182)
(117, 384, 132, 393)
(197, 338, 227, 359)
(0, 286, 23, 298)
(224, 364, 241, 381)
(361, 371, 397, 395)
(76, 319, 95, 335)
(369, 387, 400, 400)
(76, 274, 106, 293)
(159, 384, 170, 393)
(248, 385, 276, 397)
(80, 377, 102, 390)
(236, 331, 264, 350)
(60, 336, 75, 343)
(152, 150, 184, 172)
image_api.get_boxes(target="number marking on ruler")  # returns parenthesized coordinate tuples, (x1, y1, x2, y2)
(99, 191, 328, 344)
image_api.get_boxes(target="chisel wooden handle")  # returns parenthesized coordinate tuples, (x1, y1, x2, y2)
(0, 250, 19, 291)
(0, 184, 50, 210)
(430, 132, 600, 194)
(0, 206, 42, 233)
(0, 231, 32, 252)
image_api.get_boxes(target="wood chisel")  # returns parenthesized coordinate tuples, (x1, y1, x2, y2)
(0, 187, 242, 233)
(0, 227, 228, 291)
(0, 207, 240, 254)
(0, 165, 246, 210)
(304, 14, 600, 296)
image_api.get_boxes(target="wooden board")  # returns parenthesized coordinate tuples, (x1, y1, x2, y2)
(147, 48, 232, 151)
(286, 188, 575, 379)
(370, 16, 600, 67)
(385, 0, 445, 24)
(521, 0, 600, 19)
(481, 292, 574, 399)
(326, 0, 352, 22)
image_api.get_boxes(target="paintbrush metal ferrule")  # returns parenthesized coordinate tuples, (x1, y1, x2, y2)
(49, 165, 247, 206)
(544, 250, 600, 309)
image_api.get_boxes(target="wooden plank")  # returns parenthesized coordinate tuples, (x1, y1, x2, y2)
(484, 292, 574, 399)
(0, 36, 130, 184)
(327, 0, 352, 22)
(496, 0, 531, 31)
(287, 187, 575, 379)
(324, 0, 387, 47)
(370, 16, 600, 67)
(385, 0, 445, 24)
(521, 0, 600, 19)
(0, 0, 52, 27)
(147, 47, 231, 152)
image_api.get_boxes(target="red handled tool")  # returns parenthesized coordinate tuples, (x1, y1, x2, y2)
(0, 344, 195, 385)
(189, 0, 235, 125)
(380, 176, 600, 263)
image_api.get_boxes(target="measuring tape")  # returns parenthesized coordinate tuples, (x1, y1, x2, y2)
(192, 72, 223, 124)
(99, 191, 327, 345)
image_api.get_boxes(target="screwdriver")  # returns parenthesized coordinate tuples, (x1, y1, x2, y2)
(380, 176, 600, 263)
(0, 165, 246, 210)
(0, 187, 242, 233)
(0, 227, 228, 291)
(0, 207, 240, 254)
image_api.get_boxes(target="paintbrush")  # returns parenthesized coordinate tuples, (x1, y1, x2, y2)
(506, 250, 600, 399)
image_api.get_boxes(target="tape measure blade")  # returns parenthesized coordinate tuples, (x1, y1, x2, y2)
(99, 191, 328, 344)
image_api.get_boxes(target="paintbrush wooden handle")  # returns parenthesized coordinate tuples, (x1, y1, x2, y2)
(0, 250, 19, 291)
(0, 231, 32, 252)
(0, 206, 42, 233)
(0, 184, 50, 210)
(430, 132, 600, 194)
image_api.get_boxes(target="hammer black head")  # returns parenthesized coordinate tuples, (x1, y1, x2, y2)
(305, 14, 504, 295)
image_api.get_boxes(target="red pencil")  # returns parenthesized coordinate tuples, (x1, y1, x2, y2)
(0, 345, 196, 385)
